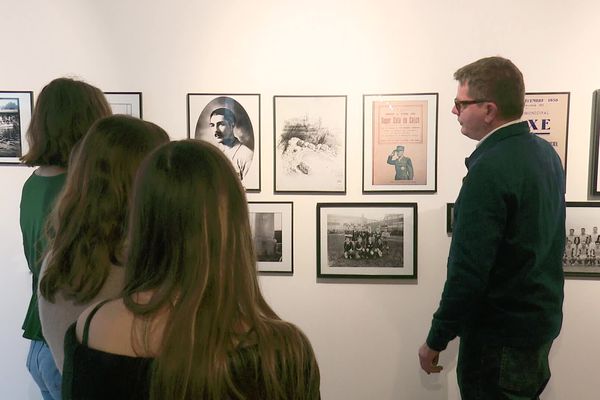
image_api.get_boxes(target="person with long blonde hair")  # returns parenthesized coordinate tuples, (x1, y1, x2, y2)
(19, 77, 111, 400)
(39, 115, 169, 374)
(62, 140, 320, 400)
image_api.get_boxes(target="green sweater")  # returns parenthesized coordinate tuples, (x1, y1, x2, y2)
(427, 121, 565, 351)
(20, 171, 66, 341)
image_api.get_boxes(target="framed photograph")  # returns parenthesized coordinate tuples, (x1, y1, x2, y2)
(248, 202, 293, 273)
(523, 92, 570, 176)
(589, 90, 600, 195)
(446, 203, 455, 234)
(274, 95, 346, 193)
(187, 93, 260, 192)
(564, 202, 600, 278)
(362, 93, 438, 193)
(0, 91, 33, 164)
(317, 203, 417, 279)
(105, 92, 142, 118)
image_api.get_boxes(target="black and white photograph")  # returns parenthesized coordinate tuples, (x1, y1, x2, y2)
(0, 91, 33, 164)
(105, 92, 143, 118)
(446, 203, 455, 234)
(274, 95, 346, 193)
(188, 93, 260, 191)
(317, 203, 417, 279)
(564, 202, 600, 278)
(248, 202, 293, 273)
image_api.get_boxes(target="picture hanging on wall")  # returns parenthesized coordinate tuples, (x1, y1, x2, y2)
(187, 93, 261, 192)
(362, 93, 438, 193)
(248, 201, 293, 273)
(564, 202, 600, 278)
(446, 203, 454, 234)
(0, 91, 33, 165)
(316, 203, 417, 279)
(273, 95, 346, 193)
(105, 92, 143, 118)
(589, 89, 600, 195)
(523, 92, 570, 177)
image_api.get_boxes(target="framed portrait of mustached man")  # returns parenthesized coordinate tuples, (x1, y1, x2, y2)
(187, 93, 261, 192)
(363, 93, 438, 193)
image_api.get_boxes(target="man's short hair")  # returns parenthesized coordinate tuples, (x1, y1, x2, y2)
(210, 107, 236, 125)
(454, 56, 525, 120)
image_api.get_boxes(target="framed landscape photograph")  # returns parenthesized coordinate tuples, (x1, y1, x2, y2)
(589, 89, 600, 195)
(0, 91, 33, 164)
(187, 93, 261, 192)
(274, 95, 346, 193)
(317, 203, 417, 279)
(523, 92, 570, 176)
(248, 202, 293, 273)
(446, 203, 454, 234)
(564, 202, 600, 278)
(105, 92, 142, 118)
(362, 93, 438, 193)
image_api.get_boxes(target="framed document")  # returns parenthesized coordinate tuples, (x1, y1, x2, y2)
(187, 93, 261, 192)
(317, 202, 417, 279)
(248, 202, 293, 274)
(105, 92, 142, 118)
(523, 92, 570, 176)
(0, 91, 33, 165)
(589, 90, 600, 195)
(274, 95, 346, 193)
(362, 93, 438, 193)
(564, 202, 600, 278)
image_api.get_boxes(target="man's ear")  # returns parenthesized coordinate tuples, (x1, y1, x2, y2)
(484, 102, 499, 124)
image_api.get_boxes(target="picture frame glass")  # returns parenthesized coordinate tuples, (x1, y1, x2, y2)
(248, 202, 293, 273)
(105, 92, 142, 118)
(564, 202, 600, 278)
(0, 91, 32, 164)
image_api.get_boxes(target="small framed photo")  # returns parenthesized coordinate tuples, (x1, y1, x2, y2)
(105, 92, 142, 118)
(446, 203, 454, 234)
(362, 93, 438, 193)
(248, 202, 293, 273)
(274, 95, 347, 193)
(0, 91, 33, 164)
(523, 92, 570, 176)
(589, 90, 600, 195)
(187, 93, 261, 192)
(317, 203, 417, 279)
(564, 202, 600, 278)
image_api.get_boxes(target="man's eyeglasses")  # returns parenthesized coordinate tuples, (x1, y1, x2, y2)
(454, 99, 490, 114)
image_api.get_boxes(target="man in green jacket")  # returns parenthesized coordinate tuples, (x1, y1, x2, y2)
(419, 56, 565, 399)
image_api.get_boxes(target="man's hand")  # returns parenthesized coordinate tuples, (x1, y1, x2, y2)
(418, 343, 443, 374)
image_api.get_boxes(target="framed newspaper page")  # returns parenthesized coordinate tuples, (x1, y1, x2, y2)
(589, 90, 600, 195)
(187, 93, 261, 192)
(362, 93, 438, 193)
(0, 91, 33, 165)
(105, 92, 143, 118)
(564, 202, 600, 278)
(248, 202, 293, 274)
(523, 92, 570, 178)
(274, 95, 347, 193)
(317, 202, 417, 279)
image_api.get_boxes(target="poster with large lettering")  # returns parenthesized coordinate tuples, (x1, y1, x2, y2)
(363, 93, 438, 193)
(523, 92, 570, 174)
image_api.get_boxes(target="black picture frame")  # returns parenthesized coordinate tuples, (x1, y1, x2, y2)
(0, 91, 33, 165)
(589, 90, 600, 196)
(104, 92, 143, 118)
(446, 203, 454, 234)
(316, 202, 417, 279)
(564, 202, 600, 278)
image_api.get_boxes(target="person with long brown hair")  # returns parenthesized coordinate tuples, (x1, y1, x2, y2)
(19, 77, 111, 400)
(38, 115, 169, 375)
(62, 140, 320, 400)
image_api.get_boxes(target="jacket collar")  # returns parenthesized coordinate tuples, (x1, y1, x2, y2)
(465, 121, 530, 169)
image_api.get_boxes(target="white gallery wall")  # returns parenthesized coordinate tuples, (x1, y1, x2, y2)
(1, 0, 598, 398)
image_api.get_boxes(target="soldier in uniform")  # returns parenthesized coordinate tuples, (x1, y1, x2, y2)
(387, 145, 414, 180)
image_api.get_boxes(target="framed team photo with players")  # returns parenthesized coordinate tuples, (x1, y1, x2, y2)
(187, 93, 261, 192)
(248, 202, 293, 274)
(316, 203, 417, 279)
(0, 91, 33, 165)
(105, 92, 143, 118)
(564, 202, 600, 278)
(589, 89, 600, 196)
(362, 93, 438, 193)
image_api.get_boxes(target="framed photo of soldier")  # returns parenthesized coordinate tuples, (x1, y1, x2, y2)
(362, 93, 438, 193)
(316, 203, 417, 279)
(187, 93, 261, 192)
(523, 92, 570, 178)
(564, 202, 600, 278)
(105, 92, 143, 118)
(589, 89, 600, 196)
(0, 91, 33, 165)
(248, 202, 293, 274)
(273, 95, 347, 193)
